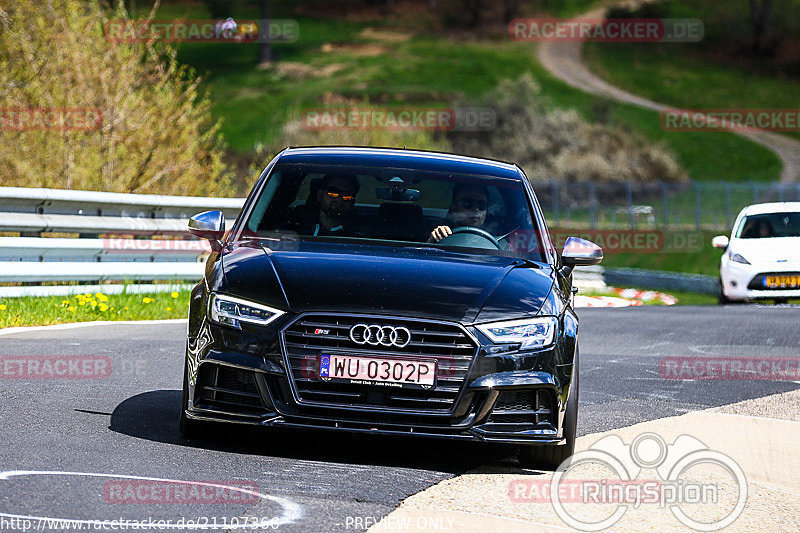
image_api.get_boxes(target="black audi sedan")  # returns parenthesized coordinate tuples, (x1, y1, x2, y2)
(181, 147, 602, 469)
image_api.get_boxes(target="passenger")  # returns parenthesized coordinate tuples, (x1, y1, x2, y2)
(296, 174, 364, 237)
(428, 184, 490, 243)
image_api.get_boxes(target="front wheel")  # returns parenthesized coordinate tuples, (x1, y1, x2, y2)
(179, 359, 210, 440)
(518, 348, 579, 470)
(718, 279, 731, 305)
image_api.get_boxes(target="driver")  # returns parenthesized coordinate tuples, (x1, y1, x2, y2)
(428, 184, 490, 243)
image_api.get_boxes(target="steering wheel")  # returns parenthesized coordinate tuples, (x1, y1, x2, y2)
(440, 226, 501, 249)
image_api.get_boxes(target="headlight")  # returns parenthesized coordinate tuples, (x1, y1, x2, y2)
(476, 316, 558, 350)
(208, 293, 284, 329)
(729, 253, 750, 265)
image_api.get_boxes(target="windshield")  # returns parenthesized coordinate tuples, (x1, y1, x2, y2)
(736, 212, 800, 239)
(239, 163, 547, 261)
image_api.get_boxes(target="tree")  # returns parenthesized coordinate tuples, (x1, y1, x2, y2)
(0, 0, 235, 196)
(747, 0, 777, 55)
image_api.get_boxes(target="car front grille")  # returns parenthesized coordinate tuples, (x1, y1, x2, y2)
(482, 390, 556, 432)
(281, 314, 478, 414)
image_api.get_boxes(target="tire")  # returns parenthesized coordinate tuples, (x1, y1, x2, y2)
(179, 359, 209, 440)
(518, 348, 579, 471)
(718, 279, 731, 305)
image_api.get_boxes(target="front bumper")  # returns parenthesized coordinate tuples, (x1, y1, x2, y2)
(185, 308, 578, 447)
(721, 262, 800, 300)
(186, 359, 565, 445)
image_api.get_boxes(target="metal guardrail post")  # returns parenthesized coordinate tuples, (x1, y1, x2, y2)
(625, 182, 634, 229)
(723, 182, 731, 230)
(551, 179, 559, 224)
(693, 181, 701, 230)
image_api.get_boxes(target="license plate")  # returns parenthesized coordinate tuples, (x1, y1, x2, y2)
(318, 354, 436, 388)
(763, 275, 800, 288)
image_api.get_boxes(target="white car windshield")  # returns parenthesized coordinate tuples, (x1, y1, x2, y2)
(240, 163, 548, 261)
(736, 212, 800, 239)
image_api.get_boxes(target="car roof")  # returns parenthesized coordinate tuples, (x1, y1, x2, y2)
(740, 202, 800, 216)
(278, 146, 524, 181)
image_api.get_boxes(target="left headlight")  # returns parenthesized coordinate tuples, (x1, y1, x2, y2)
(476, 316, 558, 350)
(208, 293, 284, 329)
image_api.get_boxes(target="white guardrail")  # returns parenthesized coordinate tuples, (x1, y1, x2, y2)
(0, 187, 244, 297)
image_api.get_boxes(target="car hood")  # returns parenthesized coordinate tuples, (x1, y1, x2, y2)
(220, 240, 554, 323)
(731, 237, 800, 266)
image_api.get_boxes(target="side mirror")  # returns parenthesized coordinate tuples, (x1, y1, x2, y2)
(711, 235, 729, 250)
(560, 237, 603, 277)
(189, 210, 225, 252)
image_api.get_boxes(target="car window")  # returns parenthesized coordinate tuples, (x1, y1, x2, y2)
(736, 212, 800, 239)
(239, 163, 546, 261)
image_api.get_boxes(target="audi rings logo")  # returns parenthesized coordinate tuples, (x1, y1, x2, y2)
(349, 324, 412, 348)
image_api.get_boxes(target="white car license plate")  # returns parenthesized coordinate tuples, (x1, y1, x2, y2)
(318, 354, 436, 387)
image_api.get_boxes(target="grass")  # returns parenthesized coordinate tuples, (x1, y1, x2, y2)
(583, 43, 800, 142)
(140, 1, 782, 184)
(0, 289, 190, 329)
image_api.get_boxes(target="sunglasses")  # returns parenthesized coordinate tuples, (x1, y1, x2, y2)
(455, 198, 488, 211)
(325, 189, 355, 201)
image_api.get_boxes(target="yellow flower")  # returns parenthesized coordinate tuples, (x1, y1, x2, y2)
(0, 304, 6, 311)
(97, 294, 109, 302)
(142, 297, 153, 304)
(166, 306, 172, 311)
(99, 303, 108, 312)
(84, 292, 92, 298)
(124, 306, 129, 311)
(78, 300, 86, 306)
(170, 291, 179, 299)
(61, 300, 70, 306)
(68, 306, 76, 313)
(90, 300, 97, 308)
(110, 307, 115, 311)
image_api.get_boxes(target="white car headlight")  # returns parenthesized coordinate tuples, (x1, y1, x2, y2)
(729, 253, 751, 265)
(476, 316, 558, 350)
(209, 293, 284, 329)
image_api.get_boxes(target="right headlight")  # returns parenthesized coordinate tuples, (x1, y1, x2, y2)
(729, 253, 751, 265)
(476, 316, 558, 350)
(208, 293, 284, 329)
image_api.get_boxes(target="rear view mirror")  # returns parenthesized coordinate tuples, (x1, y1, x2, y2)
(188, 210, 225, 252)
(711, 235, 729, 249)
(560, 237, 603, 276)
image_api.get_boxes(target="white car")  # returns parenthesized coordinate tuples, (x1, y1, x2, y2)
(713, 202, 800, 304)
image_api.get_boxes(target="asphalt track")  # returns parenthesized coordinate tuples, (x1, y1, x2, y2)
(1, 306, 798, 532)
